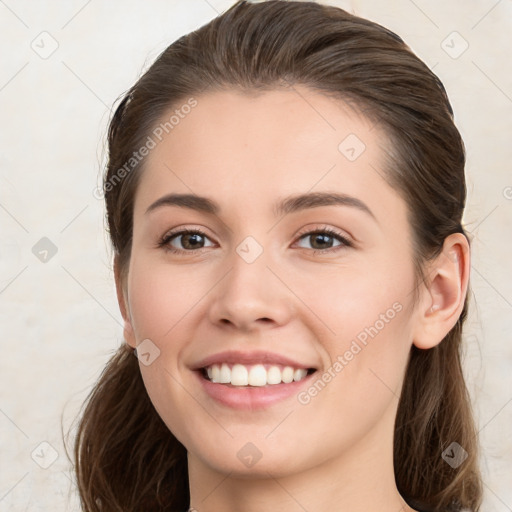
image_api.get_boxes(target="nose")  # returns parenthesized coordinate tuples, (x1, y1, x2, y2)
(207, 243, 293, 332)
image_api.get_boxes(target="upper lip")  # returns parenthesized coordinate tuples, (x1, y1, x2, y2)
(191, 350, 316, 370)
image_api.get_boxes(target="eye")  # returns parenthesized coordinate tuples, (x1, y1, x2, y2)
(158, 228, 215, 254)
(294, 227, 353, 253)
(157, 226, 353, 255)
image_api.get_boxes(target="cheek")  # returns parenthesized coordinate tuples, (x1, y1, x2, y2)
(293, 291, 412, 459)
(294, 253, 413, 341)
(296, 254, 415, 396)
(126, 257, 201, 443)
(127, 257, 209, 341)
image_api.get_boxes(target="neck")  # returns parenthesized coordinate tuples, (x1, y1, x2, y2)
(187, 405, 416, 512)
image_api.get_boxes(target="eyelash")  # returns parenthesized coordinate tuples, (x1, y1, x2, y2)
(157, 226, 353, 255)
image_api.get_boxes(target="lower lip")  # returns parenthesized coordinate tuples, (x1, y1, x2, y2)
(195, 370, 316, 410)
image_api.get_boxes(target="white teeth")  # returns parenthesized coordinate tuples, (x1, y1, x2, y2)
(281, 366, 294, 383)
(267, 365, 282, 385)
(294, 368, 307, 381)
(219, 363, 231, 384)
(231, 364, 248, 386)
(204, 363, 311, 386)
(248, 364, 267, 386)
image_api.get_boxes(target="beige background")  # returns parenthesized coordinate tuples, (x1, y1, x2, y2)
(0, 0, 511, 510)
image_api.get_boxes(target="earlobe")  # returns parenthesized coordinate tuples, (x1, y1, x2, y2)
(114, 256, 137, 349)
(413, 233, 470, 350)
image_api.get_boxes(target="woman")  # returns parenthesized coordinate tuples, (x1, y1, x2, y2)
(73, 1, 483, 510)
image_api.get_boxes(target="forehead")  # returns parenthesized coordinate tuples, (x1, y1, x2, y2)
(133, 86, 407, 226)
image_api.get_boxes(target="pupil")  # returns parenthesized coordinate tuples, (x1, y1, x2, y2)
(313, 234, 332, 249)
(185, 234, 203, 249)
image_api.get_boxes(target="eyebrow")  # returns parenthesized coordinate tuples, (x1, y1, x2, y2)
(145, 191, 377, 222)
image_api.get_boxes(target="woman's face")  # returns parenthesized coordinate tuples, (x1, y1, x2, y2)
(121, 86, 424, 477)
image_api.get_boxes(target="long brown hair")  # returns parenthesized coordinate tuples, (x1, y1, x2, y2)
(71, 1, 482, 510)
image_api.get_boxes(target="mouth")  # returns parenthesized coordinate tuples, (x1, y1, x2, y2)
(191, 350, 319, 409)
(199, 363, 317, 387)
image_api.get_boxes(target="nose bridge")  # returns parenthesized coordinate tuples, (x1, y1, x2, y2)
(209, 234, 291, 329)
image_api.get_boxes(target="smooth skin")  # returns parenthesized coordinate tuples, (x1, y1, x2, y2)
(115, 86, 469, 512)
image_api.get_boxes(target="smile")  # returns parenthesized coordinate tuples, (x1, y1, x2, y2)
(202, 363, 315, 387)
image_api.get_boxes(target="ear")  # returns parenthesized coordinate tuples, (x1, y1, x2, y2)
(114, 255, 137, 349)
(412, 233, 470, 350)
